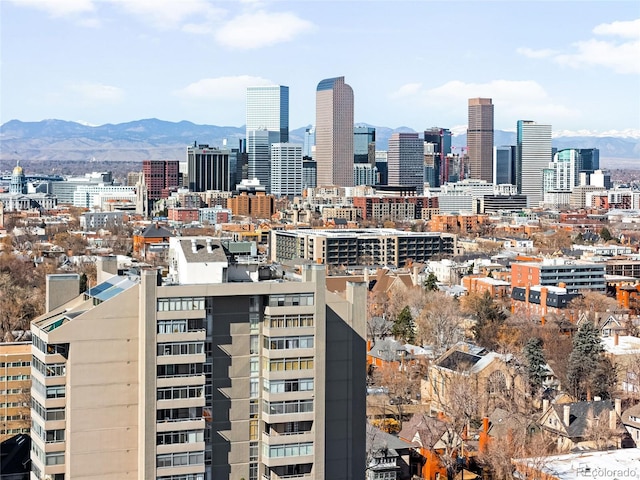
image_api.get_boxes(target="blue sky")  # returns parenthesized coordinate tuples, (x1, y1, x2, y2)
(2, 0, 639, 136)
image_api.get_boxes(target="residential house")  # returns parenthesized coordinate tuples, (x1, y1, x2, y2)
(622, 402, 640, 447)
(366, 423, 417, 480)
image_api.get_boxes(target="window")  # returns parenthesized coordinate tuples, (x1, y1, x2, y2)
(268, 293, 314, 307)
(157, 429, 204, 445)
(45, 429, 65, 443)
(157, 297, 205, 312)
(32, 357, 66, 377)
(263, 399, 313, 415)
(267, 314, 314, 329)
(264, 442, 313, 458)
(157, 363, 203, 378)
(157, 318, 205, 333)
(157, 342, 204, 356)
(264, 335, 314, 350)
(157, 386, 203, 400)
(157, 451, 204, 468)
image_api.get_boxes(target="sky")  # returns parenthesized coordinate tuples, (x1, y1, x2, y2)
(1, 0, 639, 137)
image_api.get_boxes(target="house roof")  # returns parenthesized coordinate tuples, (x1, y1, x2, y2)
(139, 224, 174, 238)
(398, 413, 449, 449)
(367, 423, 415, 454)
(487, 407, 533, 438)
(368, 338, 411, 362)
(178, 238, 229, 264)
(622, 402, 640, 430)
(547, 400, 620, 438)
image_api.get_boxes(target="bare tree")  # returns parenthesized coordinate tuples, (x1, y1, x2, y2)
(415, 291, 465, 357)
(585, 409, 619, 450)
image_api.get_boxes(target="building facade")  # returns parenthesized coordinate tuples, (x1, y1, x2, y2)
(30, 248, 366, 480)
(467, 98, 494, 182)
(246, 85, 289, 144)
(315, 77, 354, 187)
(423, 128, 452, 188)
(187, 144, 231, 193)
(0, 342, 31, 441)
(143, 160, 180, 201)
(516, 120, 552, 207)
(493, 146, 516, 186)
(270, 143, 303, 197)
(387, 133, 424, 194)
(271, 229, 456, 267)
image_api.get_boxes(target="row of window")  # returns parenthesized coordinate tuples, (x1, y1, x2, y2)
(157, 429, 204, 445)
(264, 378, 314, 394)
(266, 314, 314, 329)
(157, 385, 204, 401)
(31, 442, 64, 466)
(33, 336, 68, 356)
(158, 475, 204, 480)
(0, 388, 25, 395)
(157, 342, 204, 356)
(32, 398, 65, 421)
(267, 358, 314, 372)
(157, 363, 203, 378)
(157, 451, 204, 468)
(0, 401, 28, 408)
(32, 357, 66, 378)
(157, 318, 205, 334)
(0, 375, 29, 381)
(263, 399, 313, 416)
(32, 420, 65, 443)
(268, 293, 314, 307)
(33, 377, 65, 399)
(0, 361, 30, 368)
(157, 407, 202, 422)
(157, 297, 205, 312)
(264, 335, 314, 350)
(263, 442, 313, 458)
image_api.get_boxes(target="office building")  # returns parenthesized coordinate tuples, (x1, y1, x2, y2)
(302, 160, 317, 189)
(467, 98, 494, 182)
(270, 143, 303, 197)
(354, 126, 375, 165)
(315, 77, 354, 187)
(387, 133, 424, 194)
(516, 120, 552, 207)
(423, 127, 452, 187)
(30, 247, 366, 480)
(271, 229, 456, 267)
(375, 151, 388, 186)
(187, 144, 231, 192)
(493, 146, 516, 185)
(247, 130, 278, 192)
(246, 86, 289, 143)
(353, 164, 378, 187)
(143, 160, 180, 201)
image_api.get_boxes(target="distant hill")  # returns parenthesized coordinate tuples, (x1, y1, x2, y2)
(1, 119, 638, 167)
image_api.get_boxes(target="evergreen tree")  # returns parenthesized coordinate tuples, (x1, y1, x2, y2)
(523, 337, 547, 397)
(468, 291, 507, 350)
(392, 306, 416, 344)
(79, 273, 88, 294)
(567, 320, 604, 400)
(423, 272, 439, 292)
(599, 227, 613, 242)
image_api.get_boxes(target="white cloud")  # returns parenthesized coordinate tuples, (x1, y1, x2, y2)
(593, 18, 640, 38)
(389, 79, 578, 129)
(69, 83, 124, 103)
(8, 0, 95, 16)
(215, 10, 315, 49)
(112, 0, 224, 30)
(389, 83, 423, 99)
(175, 75, 273, 100)
(518, 18, 640, 74)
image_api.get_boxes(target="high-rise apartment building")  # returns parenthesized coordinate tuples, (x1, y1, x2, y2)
(0, 342, 31, 441)
(270, 143, 303, 197)
(143, 160, 180, 200)
(387, 132, 424, 194)
(246, 86, 289, 143)
(516, 120, 552, 207)
(30, 247, 366, 480)
(315, 77, 354, 187)
(467, 98, 494, 182)
(187, 144, 231, 192)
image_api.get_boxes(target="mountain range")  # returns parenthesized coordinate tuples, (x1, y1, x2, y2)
(1, 119, 638, 167)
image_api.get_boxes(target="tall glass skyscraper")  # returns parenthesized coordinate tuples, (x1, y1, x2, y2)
(424, 127, 452, 187)
(246, 86, 289, 192)
(246, 85, 289, 142)
(516, 120, 552, 207)
(353, 126, 375, 165)
(315, 76, 354, 187)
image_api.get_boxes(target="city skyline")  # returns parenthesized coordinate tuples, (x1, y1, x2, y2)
(1, 1, 639, 136)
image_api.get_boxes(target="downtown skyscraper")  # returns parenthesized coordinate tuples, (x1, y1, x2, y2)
(387, 132, 424, 194)
(246, 86, 289, 191)
(315, 76, 354, 187)
(516, 120, 552, 207)
(467, 98, 494, 182)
